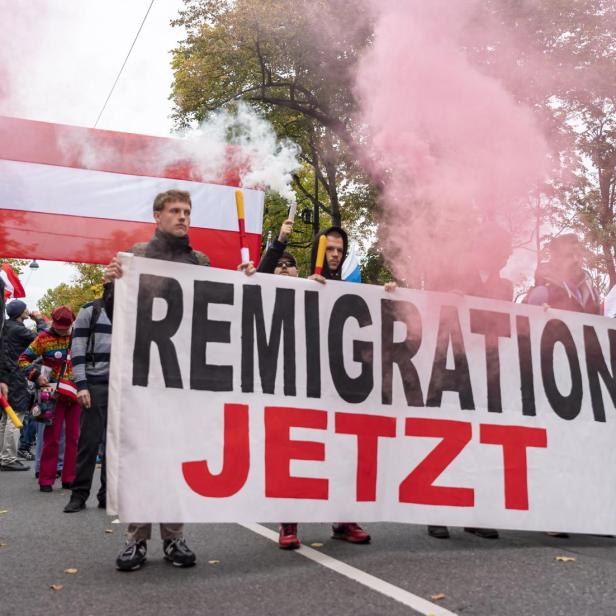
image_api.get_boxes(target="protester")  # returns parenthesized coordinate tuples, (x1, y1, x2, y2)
(0, 276, 8, 400)
(525, 234, 600, 314)
(257, 219, 296, 275)
(0, 301, 47, 471)
(276, 225, 372, 548)
(525, 233, 600, 539)
(63, 298, 111, 513)
(19, 305, 79, 492)
(424, 221, 512, 540)
(103, 189, 207, 571)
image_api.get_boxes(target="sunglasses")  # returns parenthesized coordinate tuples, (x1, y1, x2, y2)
(276, 260, 296, 268)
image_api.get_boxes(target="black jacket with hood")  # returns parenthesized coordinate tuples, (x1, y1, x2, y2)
(309, 226, 349, 280)
(3, 316, 48, 412)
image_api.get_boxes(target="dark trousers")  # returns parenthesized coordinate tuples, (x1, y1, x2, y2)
(71, 382, 108, 503)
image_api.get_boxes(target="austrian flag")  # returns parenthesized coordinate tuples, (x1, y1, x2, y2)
(0, 263, 25, 299)
(0, 116, 264, 267)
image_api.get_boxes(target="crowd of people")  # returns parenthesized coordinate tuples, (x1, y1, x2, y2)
(0, 188, 604, 572)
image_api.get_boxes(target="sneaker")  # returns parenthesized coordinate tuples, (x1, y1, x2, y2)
(278, 523, 300, 550)
(39, 485, 52, 492)
(428, 525, 450, 539)
(0, 460, 30, 471)
(163, 538, 196, 567)
(98, 498, 106, 509)
(331, 523, 371, 544)
(63, 495, 86, 513)
(61, 482, 72, 489)
(17, 449, 34, 461)
(116, 541, 147, 571)
(464, 527, 499, 539)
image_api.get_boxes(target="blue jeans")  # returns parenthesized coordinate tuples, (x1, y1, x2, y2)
(35, 422, 65, 473)
(19, 416, 37, 451)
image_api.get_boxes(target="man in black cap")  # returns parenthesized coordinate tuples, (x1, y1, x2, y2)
(0, 300, 47, 471)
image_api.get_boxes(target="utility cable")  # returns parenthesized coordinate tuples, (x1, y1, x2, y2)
(93, 0, 156, 128)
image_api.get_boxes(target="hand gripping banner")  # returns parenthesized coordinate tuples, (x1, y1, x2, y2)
(107, 255, 616, 533)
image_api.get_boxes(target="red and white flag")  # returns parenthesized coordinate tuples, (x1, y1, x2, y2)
(0, 116, 264, 268)
(0, 262, 26, 299)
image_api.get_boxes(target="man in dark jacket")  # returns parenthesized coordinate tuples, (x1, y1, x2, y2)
(104, 189, 207, 572)
(308, 226, 348, 282)
(525, 234, 600, 314)
(0, 300, 47, 471)
(297, 225, 372, 546)
(0, 277, 7, 399)
(257, 219, 297, 275)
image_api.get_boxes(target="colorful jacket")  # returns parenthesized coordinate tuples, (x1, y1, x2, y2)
(19, 329, 75, 384)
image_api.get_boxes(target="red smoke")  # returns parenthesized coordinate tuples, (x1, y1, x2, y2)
(355, 0, 550, 289)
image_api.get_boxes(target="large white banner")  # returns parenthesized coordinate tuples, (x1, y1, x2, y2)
(108, 255, 616, 533)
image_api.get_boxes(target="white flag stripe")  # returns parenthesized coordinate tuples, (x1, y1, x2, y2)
(0, 159, 264, 233)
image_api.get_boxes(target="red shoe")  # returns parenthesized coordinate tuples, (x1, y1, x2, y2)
(278, 523, 300, 550)
(332, 523, 371, 544)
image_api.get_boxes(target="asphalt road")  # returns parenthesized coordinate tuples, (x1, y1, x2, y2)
(2, 468, 615, 616)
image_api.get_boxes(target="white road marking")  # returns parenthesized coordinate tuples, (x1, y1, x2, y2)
(240, 523, 457, 616)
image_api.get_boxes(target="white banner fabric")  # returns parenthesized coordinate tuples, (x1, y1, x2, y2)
(107, 255, 616, 533)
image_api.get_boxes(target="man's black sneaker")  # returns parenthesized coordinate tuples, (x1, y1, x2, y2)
(39, 485, 52, 493)
(116, 541, 147, 571)
(63, 496, 86, 513)
(427, 525, 450, 539)
(17, 449, 34, 461)
(163, 538, 196, 567)
(0, 460, 30, 471)
(464, 527, 499, 539)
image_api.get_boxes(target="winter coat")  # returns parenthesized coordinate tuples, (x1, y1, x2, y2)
(525, 271, 600, 314)
(257, 239, 288, 274)
(104, 228, 210, 321)
(2, 317, 47, 412)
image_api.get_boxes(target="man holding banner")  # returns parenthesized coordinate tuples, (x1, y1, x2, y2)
(104, 189, 207, 571)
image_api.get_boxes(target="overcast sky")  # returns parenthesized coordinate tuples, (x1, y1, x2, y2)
(1, 0, 186, 308)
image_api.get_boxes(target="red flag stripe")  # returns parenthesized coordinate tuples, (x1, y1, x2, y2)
(0, 209, 262, 268)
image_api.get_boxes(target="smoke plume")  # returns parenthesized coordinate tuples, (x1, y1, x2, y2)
(355, 0, 551, 289)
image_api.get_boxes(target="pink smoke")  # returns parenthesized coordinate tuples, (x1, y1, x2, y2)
(355, 0, 550, 288)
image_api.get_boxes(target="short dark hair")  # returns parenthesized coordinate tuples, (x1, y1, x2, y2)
(153, 189, 192, 213)
(325, 229, 343, 240)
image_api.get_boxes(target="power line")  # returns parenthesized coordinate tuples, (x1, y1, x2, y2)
(93, 0, 156, 128)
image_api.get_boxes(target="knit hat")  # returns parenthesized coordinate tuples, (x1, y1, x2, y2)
(51, 305, 76, 328)
(6, 299, 27, 319)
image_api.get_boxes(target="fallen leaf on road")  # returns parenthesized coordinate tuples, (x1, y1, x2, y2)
(111, 519, 120, 524)
(310, 543, 323, 548)
(0, 509, 8, 514)
(104, 529, 113, 534)
(49, 584, 64, 591)
(208, 560, 220, 565)
(430, 593, 446, 601)
(0, 543, 7, 548)
(555, 556, 576, 562)
(64, 568, 78, 574)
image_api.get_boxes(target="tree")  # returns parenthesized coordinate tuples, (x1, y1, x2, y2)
(38, 264, 104, 315)
(171, 0, 378, 234)
(469, 0, 616, 288)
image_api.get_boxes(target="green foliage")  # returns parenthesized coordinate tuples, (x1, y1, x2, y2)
(0, 259, 29, 276)
(38, 263, 104, 316)
(171, 0, 378, 246)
